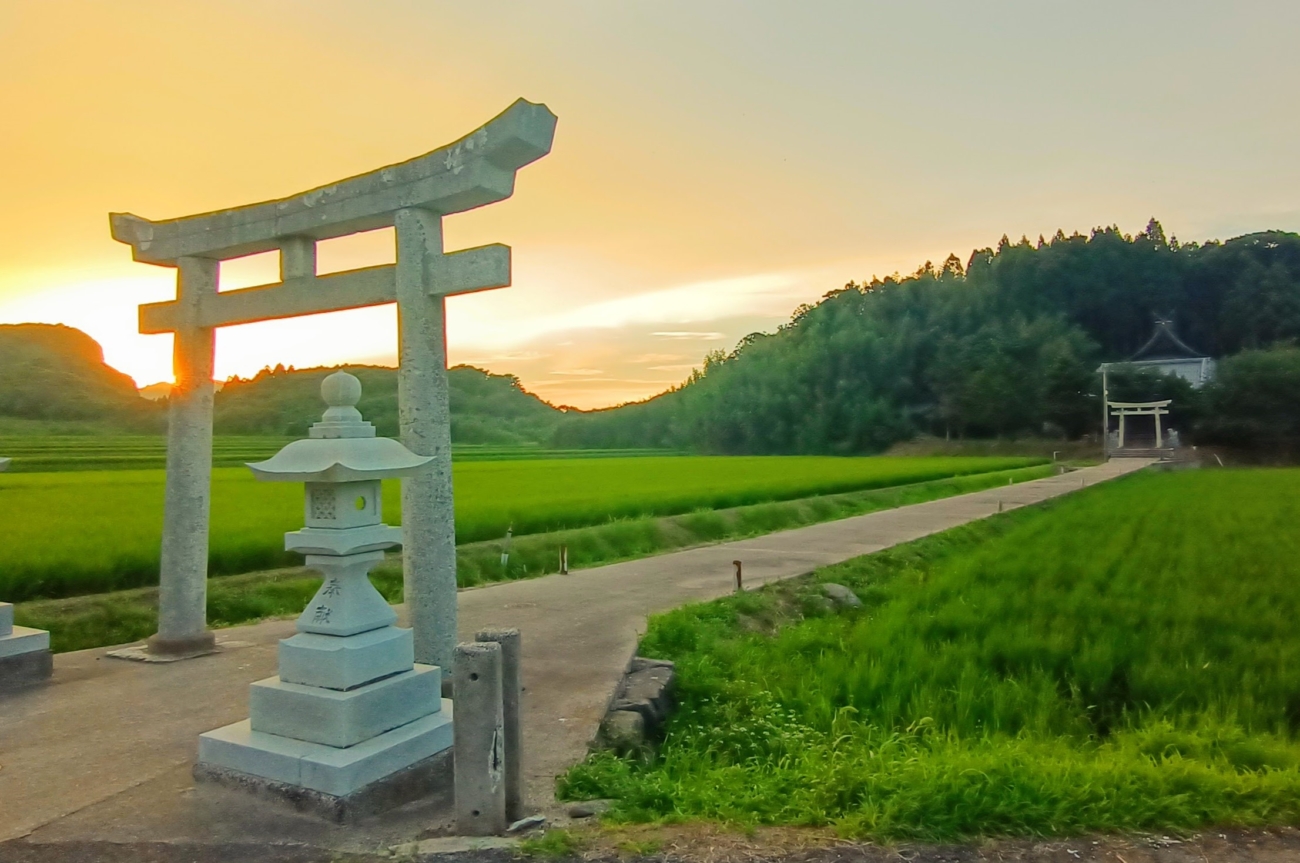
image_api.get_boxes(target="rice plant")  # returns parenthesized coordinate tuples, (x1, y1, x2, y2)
(0, 454, 1039, 599)
(562, 468, 1300, 840)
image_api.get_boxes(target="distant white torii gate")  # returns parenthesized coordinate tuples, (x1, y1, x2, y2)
(110, 99, 557, 669)
(1108, 399, 1171, 449)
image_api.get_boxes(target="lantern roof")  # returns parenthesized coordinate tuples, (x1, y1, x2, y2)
(247, 372, 433, 482)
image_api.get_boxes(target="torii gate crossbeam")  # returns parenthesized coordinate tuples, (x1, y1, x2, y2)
(110, 99, 557, 671)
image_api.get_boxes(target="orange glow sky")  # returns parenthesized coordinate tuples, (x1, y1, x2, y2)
(2, 1, 1298, 408)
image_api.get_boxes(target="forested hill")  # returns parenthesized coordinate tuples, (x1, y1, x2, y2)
(215, 364, 563, 444)
(554, 223, 1300, 453)
(0, 323, 563, 444)
(0, 324, 156, 426)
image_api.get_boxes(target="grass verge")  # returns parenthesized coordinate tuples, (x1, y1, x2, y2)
(15, 464, 1053, 653)
(559, 468, 1300, 842)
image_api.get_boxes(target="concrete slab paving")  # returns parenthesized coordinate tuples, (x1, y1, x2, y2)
(0, 459, 1151, 851)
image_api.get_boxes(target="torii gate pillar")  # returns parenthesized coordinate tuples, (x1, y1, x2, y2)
(110, 100, 557, 667)
(154, 258, 219, 655)
(395, 208, 457, 671)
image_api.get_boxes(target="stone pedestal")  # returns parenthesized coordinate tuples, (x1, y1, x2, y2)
(0, 602, 53, 690)
(197, 554, 452, 811)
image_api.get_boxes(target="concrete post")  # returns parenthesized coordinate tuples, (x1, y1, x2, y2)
(395, 208, 458, 675)
(454, 641, 506, 836)
(476, 627, 522, 821)
(1118, 413, 1126, 449)
(1101, 367, 1109, 459)
(150, 256, 217, 656)
(1154, 411, 1164, 448)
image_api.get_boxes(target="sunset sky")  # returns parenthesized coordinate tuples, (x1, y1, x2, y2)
(2, 1, 1297, 408)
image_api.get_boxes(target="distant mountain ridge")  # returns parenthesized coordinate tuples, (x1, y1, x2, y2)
(0, 324, 564, 445)
(215, 364, 564, 444)
(0, 324, 155, 425)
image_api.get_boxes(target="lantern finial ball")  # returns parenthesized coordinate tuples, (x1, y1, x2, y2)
(321, 371, 362, 408)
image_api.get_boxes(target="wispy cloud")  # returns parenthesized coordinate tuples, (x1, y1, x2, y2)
(460, 350, 550, 364)
(651, 331, 725, 340)
(447, 271, 815, 351)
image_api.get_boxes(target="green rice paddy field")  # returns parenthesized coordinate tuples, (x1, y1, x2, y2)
(0, 454, 1040, 601)
(0, 433, 676, 472)
(562, 468, 1300, 841)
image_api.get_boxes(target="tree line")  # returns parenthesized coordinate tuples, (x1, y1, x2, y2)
(213, 364, 562, 444)
(555, 222, 1300, 453)
(0, 324, 563, 446)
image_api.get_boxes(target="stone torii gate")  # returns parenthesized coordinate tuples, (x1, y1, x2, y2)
(110, 99, 557, 670)
(1108, 399, 1172, 449)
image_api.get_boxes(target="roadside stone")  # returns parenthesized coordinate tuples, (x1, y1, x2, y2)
(629, 656, 674, 673)
(611, 662, 676, 725)
(567, 799, 612, 818)
(600, 709, 646, 753)
(507, 814, 547, 834)
(600, 656, 677, 755)
(609, 697, 654, 726)
(821, 583, 862, 609)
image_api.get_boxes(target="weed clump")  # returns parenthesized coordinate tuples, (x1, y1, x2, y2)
(518, 828, 587, 859)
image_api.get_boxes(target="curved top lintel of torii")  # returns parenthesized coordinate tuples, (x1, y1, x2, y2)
(108, 98, 558, 267)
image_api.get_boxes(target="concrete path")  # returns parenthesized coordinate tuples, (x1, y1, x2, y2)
(0, 459, 1150, 851)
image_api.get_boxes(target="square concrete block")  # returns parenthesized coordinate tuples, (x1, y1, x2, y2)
(0, 602, 12, 637)
(198, 700, 454, 797)
(278, 626, 414, 691)
(250, 664, 441, 748)
(0, 626, 50, 659)
(0, 648, 53, 689)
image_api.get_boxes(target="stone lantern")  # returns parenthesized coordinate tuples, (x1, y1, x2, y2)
(196, 372, 454, 812)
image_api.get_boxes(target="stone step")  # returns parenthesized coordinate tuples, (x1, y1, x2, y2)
(197, 700, 454, 800)
(249, 664, 442, 749)
(1111, 448, 1175, 459)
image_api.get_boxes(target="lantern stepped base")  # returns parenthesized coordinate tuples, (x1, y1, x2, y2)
(194, 727, 455, 824)
(278, 626, 413, 691)
(198, 700, 453, 799)
(249, 664, 442, 748)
